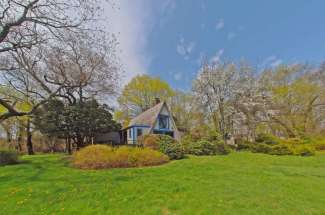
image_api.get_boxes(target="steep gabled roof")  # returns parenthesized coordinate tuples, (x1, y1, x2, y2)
(128, 102, 165, 128)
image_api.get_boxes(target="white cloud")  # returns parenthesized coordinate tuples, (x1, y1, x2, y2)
(264, 55, 277, 62)
(103, 1, 154, 85)
(173, 72, 183, 81)
(270, 59, 283, 67)
(210, 49, 224, 63)
(261, 55, 283, 68)
(176, 37, 196, 60)
(216, 19, 225, 30)
(227, 32, 236, 40)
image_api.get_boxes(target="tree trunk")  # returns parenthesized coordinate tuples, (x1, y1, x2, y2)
(218, 100, 227, 143)
(6, 130, 12, 144)
(16, 123, 23, 152)
(26, 119, 34, 155)
(66, 138, 72, 155)
(49, 137, 55, 153)
(74, 134, 84, 150)
(270, 115, 296, 138)
(303, 95, 318, 133)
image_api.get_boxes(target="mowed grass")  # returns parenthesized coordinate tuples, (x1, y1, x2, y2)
(1, 153, 325, 215)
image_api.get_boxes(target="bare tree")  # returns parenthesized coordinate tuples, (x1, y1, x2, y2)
(0, 0, 98, 53)
(44, 33, 120, 104)
(193, 62, 237, 142)
(0, 0, 118, 121)
(0, 46, 66, 121)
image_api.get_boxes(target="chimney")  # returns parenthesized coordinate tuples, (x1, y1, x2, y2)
(154, 97, 161, 105)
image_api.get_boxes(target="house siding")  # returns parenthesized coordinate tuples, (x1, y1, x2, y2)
(126, 125, 150, 144)
(153, 106, 174, 130)
(122, 102, 181, 144)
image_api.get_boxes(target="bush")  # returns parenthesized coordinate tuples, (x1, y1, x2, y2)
(293, 145, 315, 156)
(214, 142, 232, 155)
(313, 142, 325, 151)
(180, 135, 194, 154)
(113, 147, 170, 167)
(186, 140, 230, 156)
(72, 145, 169, 169)
(187, 140, 214, 155)
(236, 141, 252, 151)
(0, 149, 19, 166)
(280, 138, 305, 146)
(235, 136, 317, 157)
(250, 143, 272, 154)
(139, 134, 160, 150)
(141, 134, 184, 160)
(158, 137, 184, 160)
(310, 138, 325, 151)
(255, 133, 279, 145)
(270, 144, 294, 155)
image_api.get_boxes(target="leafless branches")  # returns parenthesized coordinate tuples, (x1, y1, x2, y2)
(0, 0, 120, 121)
(0, 0, 98, 53)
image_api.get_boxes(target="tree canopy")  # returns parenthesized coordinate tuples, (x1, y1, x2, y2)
(34, 99, 121, 152)
(116, 75, 175, 126)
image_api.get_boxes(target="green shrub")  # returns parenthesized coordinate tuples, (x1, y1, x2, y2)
(280, 138, 305, 146)
(180, 135, 193, 154)
(0, 149, 19, 166)
(214, 142, 231, 155)
(270, 144, 294, 155)
(157, 135, 184, 160)
(250, 143, 272, 154)
(72, 145, 169, 169)
(186, 140, 230, 156)
(236, 136, 317, 157)
(141, 134, 184, 160)
(293, 145, 315, 156)
(255, 133, 279, 145)
(236, 141, 252, 151)
(188, 140, 214, 155)
(310, 138, 325, 151)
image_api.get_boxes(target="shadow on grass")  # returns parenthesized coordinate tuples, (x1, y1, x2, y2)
(0, 159, 31, 167)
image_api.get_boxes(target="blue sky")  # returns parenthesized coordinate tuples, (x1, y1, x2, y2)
(106, 0, 325, 90)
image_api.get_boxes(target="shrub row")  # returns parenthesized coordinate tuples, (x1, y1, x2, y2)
(313, 142, 325, 151)
(140, 134, 185, 160)
(140, 134, 231, 157)
(72, 145, 169, 169)
(184, 140, 231, 156)
(255, 133, 325, 152)
(237, 138, 315, 156)
(0, 149, 19, 166)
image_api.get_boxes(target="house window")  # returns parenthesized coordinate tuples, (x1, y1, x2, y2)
(158, 115, 169, 129)
(137, 128, 143, 137)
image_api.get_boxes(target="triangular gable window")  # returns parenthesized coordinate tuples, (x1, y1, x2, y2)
(158, 115, 169, 129)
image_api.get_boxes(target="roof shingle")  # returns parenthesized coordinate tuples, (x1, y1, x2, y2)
(128, 102, 165, 128)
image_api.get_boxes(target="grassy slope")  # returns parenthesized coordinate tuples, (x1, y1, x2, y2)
(0, 153, 325, 215)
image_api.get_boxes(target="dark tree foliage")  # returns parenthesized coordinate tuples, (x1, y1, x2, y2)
(34, 99, 121, 152)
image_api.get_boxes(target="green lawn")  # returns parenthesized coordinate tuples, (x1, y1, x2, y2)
(1, 153, 325, 215)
